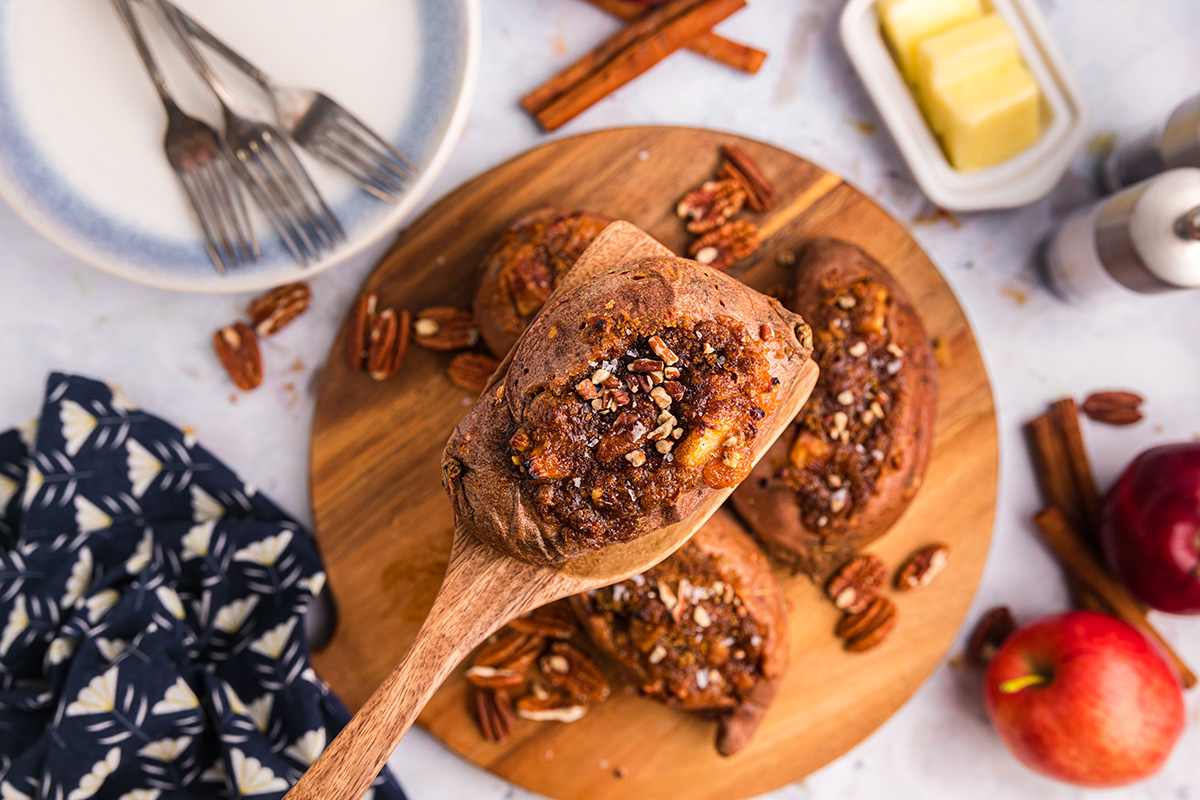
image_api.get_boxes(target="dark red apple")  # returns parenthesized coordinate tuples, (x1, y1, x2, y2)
(1100, 442, 1200, 614)
(984, 611, 1184, 787)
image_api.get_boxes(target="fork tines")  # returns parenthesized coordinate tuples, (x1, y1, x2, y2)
(230, 124, 346, 266)
(178, 152, 258, 273)
(301, 96, 414, 203)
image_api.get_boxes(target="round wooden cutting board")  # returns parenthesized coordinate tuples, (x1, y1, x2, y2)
(309, 127, 997, 800)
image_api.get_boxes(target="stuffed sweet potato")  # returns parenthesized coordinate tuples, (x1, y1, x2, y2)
(443, 255, 813, 565)
(571, 509, 788, 756)
(473, 209, 611, 358)
(731, 239, 937, 580)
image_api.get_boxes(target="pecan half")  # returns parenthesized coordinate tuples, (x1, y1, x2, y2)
(248, 282, 312, 336)
(414, 307, 479, 351)
(515, 690, 588, 723)
(689, 220, 760, 271)
(895, 543, 950, 591)
(465, 665, 525, 690)
(826, 553, 887, 614)
(676, 179, 747, 234)
(474, 630, 544, 670)
(213, 322, 263, 391)
(347, 292, 379, 369)
(367, 308, 410, 382)
(719, 144, 775, 211)
(965, 606, 1015, 667)
(508, 603, 579, 640)
(1082, 391, 1144, 426)
(473, 688, 514, 743)
(836, 596, 898, 652)
(538, 642, 611, 705)
(447, 352, 500, 394)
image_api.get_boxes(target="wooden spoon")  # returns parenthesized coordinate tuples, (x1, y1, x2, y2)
(285, 222, 819, 800)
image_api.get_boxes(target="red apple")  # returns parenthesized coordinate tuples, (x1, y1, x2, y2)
(984, 611, 1184, 787)
(1101, 442, 1200, 614)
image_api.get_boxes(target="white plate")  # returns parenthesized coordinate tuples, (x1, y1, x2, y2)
(840, 0, 1089, 211)
(0, 0, 480, 292)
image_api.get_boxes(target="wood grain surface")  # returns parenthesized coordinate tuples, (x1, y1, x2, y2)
(309, 126, 998, 800)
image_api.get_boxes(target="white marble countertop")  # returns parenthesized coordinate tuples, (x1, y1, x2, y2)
(2, 0, 1199, 797)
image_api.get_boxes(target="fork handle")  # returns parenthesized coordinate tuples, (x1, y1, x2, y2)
(109, 0, 179, 112)
(155, 0, 274, 91)
(147, 0, 246, 113)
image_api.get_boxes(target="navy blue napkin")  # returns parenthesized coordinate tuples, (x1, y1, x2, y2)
(0, 373, 405, 800)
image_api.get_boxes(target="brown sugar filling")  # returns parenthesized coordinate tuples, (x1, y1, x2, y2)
(581, 544, 765, 706)
(779, 277, 906, 532)
(500, 213, 609, 324)
(510, 317, 779, 552)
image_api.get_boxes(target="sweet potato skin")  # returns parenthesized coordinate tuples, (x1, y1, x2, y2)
(444, 256, 813, 565)
(730, 239, 937, 581)
(570, 509, 789, 756)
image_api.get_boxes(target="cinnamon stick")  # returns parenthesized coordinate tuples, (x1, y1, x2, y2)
(580, 0, 766, 74)
(1034, 507, 1197, 689)
(1049, 398, 1101, 538)
(1026, 413, 1087, 532)
(1025, 404, 1139, 614)
(523, 0, 747, 132)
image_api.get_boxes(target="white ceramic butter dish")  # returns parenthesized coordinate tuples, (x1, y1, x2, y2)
(840, 0, 1090, 211)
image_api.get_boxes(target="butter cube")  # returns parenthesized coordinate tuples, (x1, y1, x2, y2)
(934, 61, 1042, 171)
(878, 0, 983, 83)
(916, 14, 1021, 133)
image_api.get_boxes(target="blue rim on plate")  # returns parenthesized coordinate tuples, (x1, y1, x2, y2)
(0, 0, 480, 293)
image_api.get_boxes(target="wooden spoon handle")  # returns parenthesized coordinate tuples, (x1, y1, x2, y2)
(285, 533, 564, 800)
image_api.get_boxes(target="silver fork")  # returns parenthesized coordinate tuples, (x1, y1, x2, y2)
(110, 0, 256, 274)
(165, 1, 414, 203)
(149, 0, 344, 266)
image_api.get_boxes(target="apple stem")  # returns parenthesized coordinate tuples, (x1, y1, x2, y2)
(998, 674, 1048, 694)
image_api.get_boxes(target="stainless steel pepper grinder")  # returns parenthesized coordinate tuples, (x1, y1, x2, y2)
(1043, 168, 1200, 303)
(1103, 93, 1200, 191)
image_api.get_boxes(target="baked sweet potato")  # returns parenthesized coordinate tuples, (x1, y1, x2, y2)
(570, 509, 789, 756)
(444, 256, 813, 565)
(730, 239, 937, 580)
(473, 209, 611, 358)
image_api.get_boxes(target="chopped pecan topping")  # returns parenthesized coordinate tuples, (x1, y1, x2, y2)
(647, 335, 679, 365)
(966, 606, 1015, 667)
(676, 179, 747, 234)
(689, 220, 760, 271)
(213, 322, 263, 391)
(835, 596, 898, 652)
(628, 358, 664, 373)
(414, 307, 479, 351)
(718, 144, 776, 212)
(538, 642, 611, 704)
(825, 553, 886, 614)
(895, 543, 950, 591)
(473, 688, 515, 743)
(249, 282, 312, 336)
(447, 352, 500, 394)
(1081, 391, 1144, 426)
